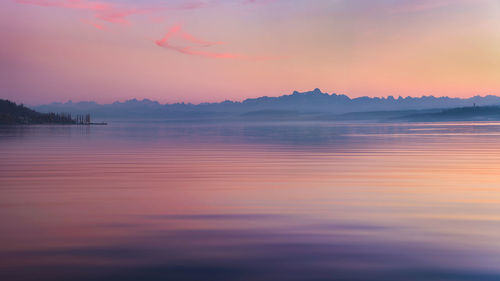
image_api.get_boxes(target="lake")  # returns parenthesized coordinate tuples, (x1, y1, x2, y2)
(2, 122, 500, 281)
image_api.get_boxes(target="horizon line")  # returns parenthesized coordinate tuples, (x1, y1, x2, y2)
(14, 88, 500, 107)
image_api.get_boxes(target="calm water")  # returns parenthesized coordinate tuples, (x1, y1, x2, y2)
(2, 122, 500, 281)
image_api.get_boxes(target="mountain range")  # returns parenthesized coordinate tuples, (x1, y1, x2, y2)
(32, 89, 500, 121)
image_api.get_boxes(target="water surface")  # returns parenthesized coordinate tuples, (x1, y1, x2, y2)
(2, 122, 500, 281)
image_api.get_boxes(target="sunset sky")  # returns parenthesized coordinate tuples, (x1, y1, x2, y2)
(1, 0, 499, 104)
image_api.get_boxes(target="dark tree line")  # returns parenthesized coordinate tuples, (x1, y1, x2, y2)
(0, 99, 76, 125)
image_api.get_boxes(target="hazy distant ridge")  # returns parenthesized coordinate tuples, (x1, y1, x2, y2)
(34, 89, 500, 119)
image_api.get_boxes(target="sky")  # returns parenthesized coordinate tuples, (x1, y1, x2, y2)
(1, 0, 499, 104)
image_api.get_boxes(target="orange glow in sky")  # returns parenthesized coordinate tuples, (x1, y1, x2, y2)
(1, 0, 499, 104)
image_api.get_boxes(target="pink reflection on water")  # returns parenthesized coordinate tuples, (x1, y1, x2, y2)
(2, 123, 500, 280)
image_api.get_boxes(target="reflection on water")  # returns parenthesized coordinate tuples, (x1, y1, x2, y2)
(2, 122, 500, 281)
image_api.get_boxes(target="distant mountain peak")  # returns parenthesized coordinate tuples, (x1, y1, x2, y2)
(33, 89, 500, 119)
(293, 88, 327, 96)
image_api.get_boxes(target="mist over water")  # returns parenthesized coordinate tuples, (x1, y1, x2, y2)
(2, 122, 500, 281)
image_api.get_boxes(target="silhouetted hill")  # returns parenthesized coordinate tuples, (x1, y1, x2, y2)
(0, 99, 75, 125)
(33, 89, 500, 121)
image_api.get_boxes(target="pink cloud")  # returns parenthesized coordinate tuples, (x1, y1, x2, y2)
(15, 0, 271, 26)
(81, 18, 105, 30)
(14, 0, 224, 27)
(16, 0, 155, 25)
(155, 25, 242, 59)
(155, 25, 280, 60)
(16, 0, 280, 60)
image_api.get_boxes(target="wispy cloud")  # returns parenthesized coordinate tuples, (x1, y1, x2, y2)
(16, 0, 149, 24)
(15, 0, 273, 27)
(16, 0, 280, 60)
(155, 25, 242, 59)
(81, 18, 105, 30)
(14, 0, 220, 26)
(154, 25, 279, 60)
